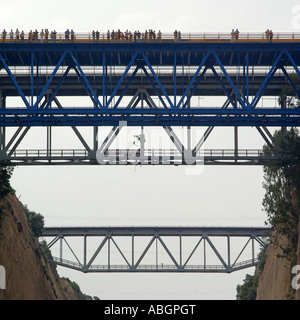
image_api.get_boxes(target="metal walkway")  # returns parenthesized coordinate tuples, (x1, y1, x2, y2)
(1, 148, 282, 166)
(41, 226, 270, 273)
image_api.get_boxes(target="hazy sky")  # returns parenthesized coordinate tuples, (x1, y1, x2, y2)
(3, 0, 298, 300)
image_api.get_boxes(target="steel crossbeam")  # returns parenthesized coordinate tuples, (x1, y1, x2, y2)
(41, 226, 270, 273)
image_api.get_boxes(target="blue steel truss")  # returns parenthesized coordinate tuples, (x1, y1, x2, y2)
(0, 42, 300, 127)
(0, 39, 300, 166)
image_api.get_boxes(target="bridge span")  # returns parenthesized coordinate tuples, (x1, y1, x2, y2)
(41, 226, 270, 273)
(0, 31, 300, 166)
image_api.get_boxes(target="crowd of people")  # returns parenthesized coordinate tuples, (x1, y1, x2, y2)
(231, 28, 274, 42)
(0, 28, 182, 42)
(1, 28, 63, 42)
(1, 28, 275, 43)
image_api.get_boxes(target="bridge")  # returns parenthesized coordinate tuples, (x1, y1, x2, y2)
(41, 226, 270, 273)
(0, 31, 299, 166)
(1, 32, 295, 274)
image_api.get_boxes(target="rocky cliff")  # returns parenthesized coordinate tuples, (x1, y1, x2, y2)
(238, 129, 300, 300)
(0, 193, 80, 300)
(256, 221, 300, 300)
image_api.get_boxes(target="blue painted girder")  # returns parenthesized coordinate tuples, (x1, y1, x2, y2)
(0, 108, 299, 127)
(1, 42, 300, 128)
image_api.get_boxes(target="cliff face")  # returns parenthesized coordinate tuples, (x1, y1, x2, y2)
(0, 193, 79, 300)
(256, 220, 300, 300)
(256, 176, 300, 300)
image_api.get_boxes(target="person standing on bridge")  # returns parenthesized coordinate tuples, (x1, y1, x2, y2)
(33, 29, 39, 41)
(65, 29, 70, 41)
(20, 30, 25, 42)
(265, 29, 270, 42)
(40, 29, 44, 42)
(158, 30, 162, 41)
(45, 29, 49, 42)
(28, 30, 33, 42)
(51, 30, 57, 42)
(235, 29, 239, 40)
(2, 29, 7, 42)
(15, 29, 20, 42)
(71, 29, 75, 42)
(9, 29, 14, 42)
(174, 30, 178, 41)
(231, 29, 235, 42)
(269, 30, 273, 43)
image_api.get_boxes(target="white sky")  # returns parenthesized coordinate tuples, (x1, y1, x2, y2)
(3, 0, 298, 300)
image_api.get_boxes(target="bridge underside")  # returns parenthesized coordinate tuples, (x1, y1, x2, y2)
(0, 41, 299, 166)
(41, 226, 270, 273)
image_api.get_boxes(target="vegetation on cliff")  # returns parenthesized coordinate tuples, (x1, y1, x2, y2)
(237, 76, 300, 299)
(0, 163, 14, 198)
(262, 128, 300, 259)
(236, 246, 268, 300)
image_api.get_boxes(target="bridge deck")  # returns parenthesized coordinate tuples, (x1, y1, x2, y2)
(2, 31, 300, 44)
(43, 226, 270, 237)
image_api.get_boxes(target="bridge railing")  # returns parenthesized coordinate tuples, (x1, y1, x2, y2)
(5, 148, 268, 159)
(2, 31, 300, 44)
(51, 256, 260, 272)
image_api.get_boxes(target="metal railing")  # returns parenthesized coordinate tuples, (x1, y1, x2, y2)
(1, 31, 300, 44)
(5, 148, 267, 159)
(51, 256, 259, 271)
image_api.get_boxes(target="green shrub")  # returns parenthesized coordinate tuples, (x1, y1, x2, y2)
(236, 274, 260, 300)
(0, 164, 14, 198)
(23, 205, 45, 238)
